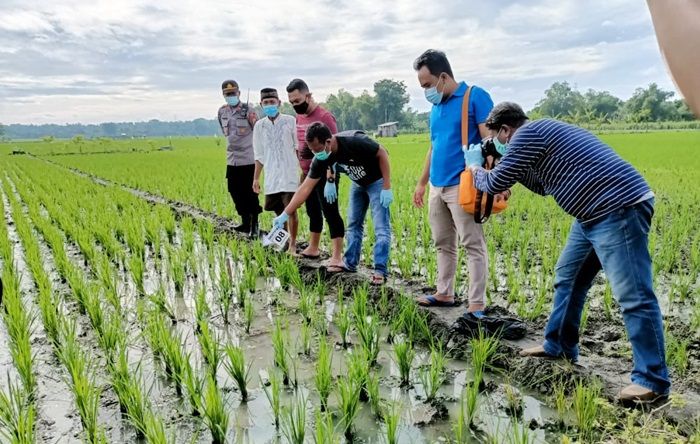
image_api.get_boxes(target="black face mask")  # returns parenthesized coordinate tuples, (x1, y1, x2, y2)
(293, 100, 309, 115)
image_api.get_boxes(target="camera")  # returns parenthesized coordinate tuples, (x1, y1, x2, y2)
(481, 138, 502, 160)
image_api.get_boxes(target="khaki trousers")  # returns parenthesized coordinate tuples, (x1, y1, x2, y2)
(428, 185, 488, 310)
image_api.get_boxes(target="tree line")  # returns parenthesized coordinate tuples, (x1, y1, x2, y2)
(1, 80, 695, 140)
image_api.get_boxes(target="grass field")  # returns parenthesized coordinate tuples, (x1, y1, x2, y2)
(0, 131, 698, 443)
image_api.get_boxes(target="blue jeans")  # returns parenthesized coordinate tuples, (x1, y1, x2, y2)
(344, 179, 391, 276)
(543, 199, 670, 394)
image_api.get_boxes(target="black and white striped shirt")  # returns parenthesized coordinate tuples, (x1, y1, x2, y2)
(473, 119, 651, 222)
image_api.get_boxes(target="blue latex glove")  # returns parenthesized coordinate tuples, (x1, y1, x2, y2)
(324, 181, 337, 204)
(463, 143, 484, 168)
(380, 189, 393, 208)
(272, 212, 289, 230)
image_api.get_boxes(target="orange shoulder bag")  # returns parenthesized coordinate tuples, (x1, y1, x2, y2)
(457, 86, 508, 223)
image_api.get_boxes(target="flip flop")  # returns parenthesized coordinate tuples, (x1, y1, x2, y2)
(370, 274, 386, 285)
(417, 295, 461, 307)
(326, 264, 353, 274)
(300, 253, 321, 259)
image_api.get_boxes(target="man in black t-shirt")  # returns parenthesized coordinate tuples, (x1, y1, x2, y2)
(273, 122, 393, 285)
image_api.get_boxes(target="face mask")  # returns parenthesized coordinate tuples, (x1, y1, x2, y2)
(493, 128, 509, 156)
(293, 99, 309, 115)
(424, 75, 444, 105)
(263, 104, 279, 118)
(314, 145, 331, 161)
(225, 96, 240, 106)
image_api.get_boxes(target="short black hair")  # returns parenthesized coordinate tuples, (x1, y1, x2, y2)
(286, 78, 309, 94)
(413, 49, 454, 78)
(305, 121, 332, 144)
(485, 102, 529, 129)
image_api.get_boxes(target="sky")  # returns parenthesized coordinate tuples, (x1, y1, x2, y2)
(0, 0, 678, 125)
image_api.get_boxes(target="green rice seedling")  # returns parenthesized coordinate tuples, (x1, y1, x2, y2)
(355, 310, 380, 365)
(197, 320, 222, 380)
(129, 252, 146, 295)
(201, 375, 228, 444)
(382, 399, 402, 444)
(504, 382, 523, 418)
(243, 262, 258, 294)
(224, 344, 251, 402)
(182, 362, 205, 416)
(217, 252, 234, 323)
(506, 419, 533, 444)
(252, 242, 269, 277)
(36, 288, 61, 348)
(314, 337, 333, 411)
(377, 286, 390, 319)
(110, 348, 150, 437)
(351, 284, 370, 321)
(666, 333, 689, 376)
(347, 348, 370, 402)
(281, 391, 307, 444)
(141, 410, 171, 444)
(335, 304, 352, 348)
(262, 369, 282, 429)
(181, 217, 196, 256)
(418, 344, 446, 402)
(150, 286, 176, 324)
(97, 311, 125, 363)
(366, 372, 381, 418)
(1, 275, 37, 398)
(125, 220, 145, 261)
(198, 219, 215, 251)
(313, 408, 340, 444)
(272, 318, 291, 385)
(602, 283, 614, 320)
(335, 376, 361, 440)
(470, 329, 499, 385)
(243, 292, 254, 334)
(194, 285, 209, 332)
(96, 256, 121, 312)
(160, 328, 188, 394)
(393, 337, 415, 387)
(0, 377, 35, 444)
(167, 246, 186, 296)
(144, 213, 163, 255)
(311, 306, 328, 337)
(572, 380, 600, 441)
(454, 380, 480, 438)
(300, 320, 312, 356)
(159, 207, 176, 244)
(314, 271, 326, 305)
(579, 301, 590, 334)
(298, 285, 314, 324)
(552, 379, 569, 427)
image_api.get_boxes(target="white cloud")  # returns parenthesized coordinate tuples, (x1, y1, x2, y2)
(0, 0, 679, 124)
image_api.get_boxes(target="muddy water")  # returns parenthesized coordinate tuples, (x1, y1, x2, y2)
(0, 185, 80, 442)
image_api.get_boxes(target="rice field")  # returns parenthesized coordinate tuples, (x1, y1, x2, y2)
(0, 131, 698, 443)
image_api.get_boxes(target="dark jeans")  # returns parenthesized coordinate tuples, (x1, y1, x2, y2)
(543, 198, 670, 394)
(226, 165, 261, 218)
(304, 173, 344, 239)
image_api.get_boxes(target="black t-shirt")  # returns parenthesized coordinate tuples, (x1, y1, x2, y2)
(308, 130, 383, 187)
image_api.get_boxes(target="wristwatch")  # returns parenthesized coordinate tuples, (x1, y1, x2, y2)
(327, 177, 335, 183)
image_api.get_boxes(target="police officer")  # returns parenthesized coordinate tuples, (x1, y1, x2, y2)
(217, 80, 262, 237)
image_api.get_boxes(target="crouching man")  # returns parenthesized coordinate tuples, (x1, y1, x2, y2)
(465, 102, 670, 403)
(272, 122, 393, 285)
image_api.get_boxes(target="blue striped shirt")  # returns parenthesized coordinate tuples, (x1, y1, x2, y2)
(473, 119, 651, 221)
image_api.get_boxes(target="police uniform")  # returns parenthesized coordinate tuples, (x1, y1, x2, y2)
(217, 80, 262, 235)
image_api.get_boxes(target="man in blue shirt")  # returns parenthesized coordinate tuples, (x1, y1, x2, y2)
(412, 49, 500, 316)
(465, 102, 670, 403)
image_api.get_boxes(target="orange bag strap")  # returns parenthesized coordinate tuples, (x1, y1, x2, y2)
(460, 86, 473, 147)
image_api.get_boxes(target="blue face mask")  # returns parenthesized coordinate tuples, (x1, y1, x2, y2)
(493, 129, 509, 156)
(225, 96, 240, 106)
(263, 104, 279, 118)
(424, 75, 444, 105)
(314, 146, 331, 161)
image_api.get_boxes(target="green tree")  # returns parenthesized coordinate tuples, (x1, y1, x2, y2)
(622, 83, 675, 122)
(532, 81, 585, 119)
(354, 90, 379, 130)
(325, 89, 361, 131)
(373, 79, 409, 124)
(583, 89, 623, 121)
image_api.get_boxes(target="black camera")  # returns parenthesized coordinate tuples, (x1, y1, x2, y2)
(481, 138, 502, 160)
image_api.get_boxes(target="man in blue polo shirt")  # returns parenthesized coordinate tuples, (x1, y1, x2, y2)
(412, 49, 502, 315)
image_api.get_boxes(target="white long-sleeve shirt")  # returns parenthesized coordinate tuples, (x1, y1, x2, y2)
(253, 113, 299, 195)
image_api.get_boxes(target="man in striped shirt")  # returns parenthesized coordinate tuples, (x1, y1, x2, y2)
(465, 102, 670, 403)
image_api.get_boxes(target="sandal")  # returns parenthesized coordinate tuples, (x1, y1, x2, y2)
(370, 273, 386, 285)
(417, 295, 461, 307)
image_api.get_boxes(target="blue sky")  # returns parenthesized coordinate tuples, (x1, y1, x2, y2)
(0, 0, 677, 124)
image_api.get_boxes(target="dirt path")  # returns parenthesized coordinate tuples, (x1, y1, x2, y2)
(36, 155, 700, 436)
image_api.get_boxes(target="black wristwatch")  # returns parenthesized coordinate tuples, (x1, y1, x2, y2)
(327, 177, 335, 183)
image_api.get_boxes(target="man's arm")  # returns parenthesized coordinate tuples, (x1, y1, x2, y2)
(376, 146, 391, 190)
(282, 176, 320, 215)
(413, 147, 431, 208)
(647, 0, 700, 116)
(253, 161, 263, 194)
(252, 122, 264, 193)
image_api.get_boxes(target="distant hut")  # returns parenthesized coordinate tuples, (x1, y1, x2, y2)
(376, 121, 399, 137)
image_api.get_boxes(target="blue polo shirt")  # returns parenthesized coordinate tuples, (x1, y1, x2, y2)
(429, 81, 493, 187)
